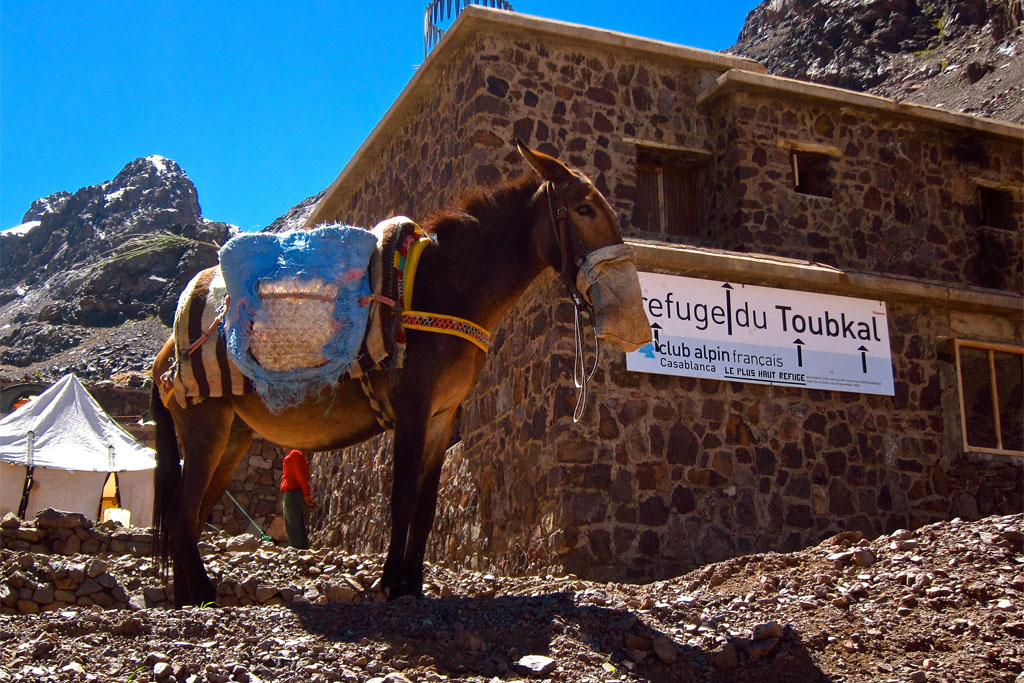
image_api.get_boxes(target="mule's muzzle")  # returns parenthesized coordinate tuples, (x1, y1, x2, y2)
(575, 244, 652, 352)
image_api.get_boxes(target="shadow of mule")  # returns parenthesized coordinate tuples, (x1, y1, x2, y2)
(286, 591, 836, 682)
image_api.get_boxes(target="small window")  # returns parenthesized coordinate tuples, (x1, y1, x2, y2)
(955, 339, 1023, 456)
(630, 150, 704, 239)
(631, 142, 710, 239)
(791, 151, 833, 198)
(635, 162, 701, 238)
(979, 186, 1014, 231)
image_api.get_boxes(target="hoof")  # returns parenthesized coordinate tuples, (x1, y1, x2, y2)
(186, 587, 218, 609)
(385, 583, 422, 602)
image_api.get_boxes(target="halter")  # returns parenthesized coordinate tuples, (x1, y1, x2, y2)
(545, 178, 591, 311)
(543, 179, 601, 423)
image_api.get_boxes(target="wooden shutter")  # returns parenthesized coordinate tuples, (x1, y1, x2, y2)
(663, 166, 700, 237)
(636, 165, 660, 232)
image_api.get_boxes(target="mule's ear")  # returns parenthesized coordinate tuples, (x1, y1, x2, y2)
(516, 138, 575, 184)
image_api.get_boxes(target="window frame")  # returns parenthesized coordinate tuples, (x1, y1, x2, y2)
(977, 185, 1015, 231)
(953, 338, 1024, 456)
(635, 161, 702, 238)
(628, 139, 710, 240)
(636, 162, 669, 235)
(791, 151, 833, 199)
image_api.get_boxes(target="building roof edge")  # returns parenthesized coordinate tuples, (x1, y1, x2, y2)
(697, 69, 1024, 142)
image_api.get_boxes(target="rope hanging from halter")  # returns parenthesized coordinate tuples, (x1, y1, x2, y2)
(545, 180, 600, 423)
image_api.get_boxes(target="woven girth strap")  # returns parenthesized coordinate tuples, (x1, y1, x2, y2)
(359, 373, 395, 431)
(401, 311, 491, 353)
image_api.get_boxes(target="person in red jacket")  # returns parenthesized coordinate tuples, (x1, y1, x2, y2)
(280, 449, 313, 549)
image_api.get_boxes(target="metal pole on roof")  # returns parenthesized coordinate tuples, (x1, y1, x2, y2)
(424, 0, 515, 58)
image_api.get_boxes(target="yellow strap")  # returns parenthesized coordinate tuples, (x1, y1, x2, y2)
(161, 386, 176, 409)
(403, 236, 433, 311)
(400, 230, 490, 353)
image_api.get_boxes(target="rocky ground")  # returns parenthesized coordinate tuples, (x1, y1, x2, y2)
(729, 0, 1024, 124)
(869, 24, 1024, 123)
(1, 511, 1021, 683)
(0, 318, 169, 386)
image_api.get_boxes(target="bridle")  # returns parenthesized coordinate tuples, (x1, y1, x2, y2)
(545, 177, 592, 312)
(542, 178, 602, 422)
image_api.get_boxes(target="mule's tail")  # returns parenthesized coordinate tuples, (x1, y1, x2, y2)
(151, 381, 180, 579)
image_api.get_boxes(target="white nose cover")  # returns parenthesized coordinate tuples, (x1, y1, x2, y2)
(575, 244, 652, 352)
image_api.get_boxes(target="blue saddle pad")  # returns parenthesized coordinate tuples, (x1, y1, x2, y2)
(218, 224, 379, 413)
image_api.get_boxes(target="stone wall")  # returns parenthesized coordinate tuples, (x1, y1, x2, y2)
(306, 17, 1023, 581)
(309, 265, 1023, 582)
(1, 509, 145, 614)
(208, 438, 291, 541)
(0, 509, 376, 615)
(702, 90, 1024, 292)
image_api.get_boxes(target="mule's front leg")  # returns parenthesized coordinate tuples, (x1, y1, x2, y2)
(401, 407, 458, 596)
(382, 420, 426, 599)
(382, 404, 459, 600)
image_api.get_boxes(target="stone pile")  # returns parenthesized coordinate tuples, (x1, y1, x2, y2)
(1, 509, 153, 557)
(207, 544, 384, 608)
(0, 552, 130, 614)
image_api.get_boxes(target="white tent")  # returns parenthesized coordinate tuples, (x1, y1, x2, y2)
(0, 374, 156, 526)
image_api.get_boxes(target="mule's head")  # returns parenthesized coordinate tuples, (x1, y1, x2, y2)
(517, 139, 652, 352)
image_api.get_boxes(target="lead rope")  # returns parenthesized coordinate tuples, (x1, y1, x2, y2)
(572, 305, 600, 422)
(544, 179, 601, 422)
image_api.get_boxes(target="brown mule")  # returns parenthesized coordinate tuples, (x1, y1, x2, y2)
(151, 140, 650, 607)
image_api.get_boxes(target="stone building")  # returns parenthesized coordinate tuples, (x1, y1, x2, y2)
(304, 8, 1023, 582)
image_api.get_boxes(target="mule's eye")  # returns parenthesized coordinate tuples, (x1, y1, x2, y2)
(575, 204, 595, 218)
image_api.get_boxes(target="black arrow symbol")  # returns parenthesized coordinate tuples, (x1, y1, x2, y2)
(858, 345, 868, 373)
(794, 338, 805, 367)
(651, 322, 662, 343)
(722, 284, 733, 336)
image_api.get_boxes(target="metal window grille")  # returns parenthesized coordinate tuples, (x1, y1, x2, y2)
(424, 0, 514, 57)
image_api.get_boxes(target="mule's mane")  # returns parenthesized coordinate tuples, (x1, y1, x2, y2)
(423, 172, 542, 238)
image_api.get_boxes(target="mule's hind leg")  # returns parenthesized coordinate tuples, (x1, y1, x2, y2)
(382, 414, 426, 599)
(197, 417, 255, 531)
(165, 398, 237, 607)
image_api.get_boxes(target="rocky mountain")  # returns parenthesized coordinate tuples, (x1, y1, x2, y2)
(729, 0, 1024, 123)
(0, 156, 234, 382)
(264, 190, 324, 234)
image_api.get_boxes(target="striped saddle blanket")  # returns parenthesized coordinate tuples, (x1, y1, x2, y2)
(162, 217, 427, 409)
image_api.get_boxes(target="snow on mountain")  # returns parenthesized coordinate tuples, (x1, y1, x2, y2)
(6, 221, 41, 236)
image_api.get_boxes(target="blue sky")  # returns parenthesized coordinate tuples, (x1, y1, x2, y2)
(1, 1, 759, 231)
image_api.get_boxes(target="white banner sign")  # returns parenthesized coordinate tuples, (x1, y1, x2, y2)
(626, 273, 895, 395)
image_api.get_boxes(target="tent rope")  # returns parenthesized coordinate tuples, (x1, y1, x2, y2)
(223, 490, 273, 542)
